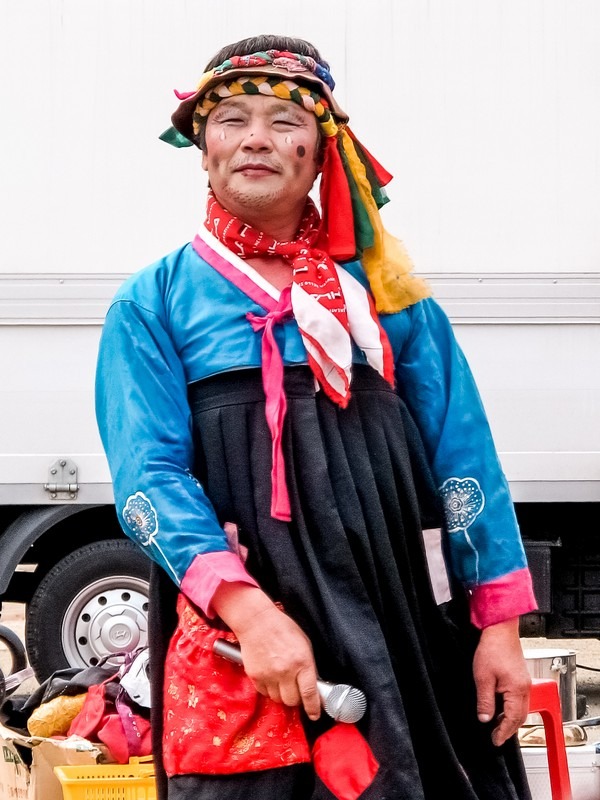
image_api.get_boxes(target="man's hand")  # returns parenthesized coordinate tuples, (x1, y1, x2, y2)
(473, 617, 531, 746)
(211, 582, 321, 721)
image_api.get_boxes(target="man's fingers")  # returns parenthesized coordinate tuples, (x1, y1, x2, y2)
(266, 684, 283, 704)
(254, 680, 276, 701)
(256, 670, 320, 722)
(475, 676, 497, 723)
(492, 691, 529, 746)
(492, 712, 521, 747)
(279, 681, 301, 709)
(297, 668, 321, 721)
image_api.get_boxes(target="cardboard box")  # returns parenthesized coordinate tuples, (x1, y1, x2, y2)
(521, 743, 600, 800)
(0, 723, 110, 800)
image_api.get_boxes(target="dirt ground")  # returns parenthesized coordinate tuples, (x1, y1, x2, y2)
(2, 602, 600, 743)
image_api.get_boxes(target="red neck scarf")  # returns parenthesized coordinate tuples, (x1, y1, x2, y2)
(205, 193, 394, 408)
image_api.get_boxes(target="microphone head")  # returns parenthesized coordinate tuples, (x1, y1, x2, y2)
(319, 682, 367, 723)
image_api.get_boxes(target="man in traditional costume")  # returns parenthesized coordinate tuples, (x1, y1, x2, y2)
(96, 34, 537, 800)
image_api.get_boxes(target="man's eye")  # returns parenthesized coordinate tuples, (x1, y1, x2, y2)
(273, 119, 299, 127)
(218, 116, 245, 125)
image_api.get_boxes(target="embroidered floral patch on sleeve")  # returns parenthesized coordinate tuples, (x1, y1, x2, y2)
(122, 492, 159, 545)
(439, 477, 485, 532)
(439, 477, 485, 582)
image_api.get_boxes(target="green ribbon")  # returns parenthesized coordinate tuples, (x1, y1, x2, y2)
(159, 126, 194, 148)
(338, 140, 375, 255)
(350, 139, 389, 210)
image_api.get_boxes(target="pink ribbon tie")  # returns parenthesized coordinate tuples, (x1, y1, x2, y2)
(246, 287, 293, 522)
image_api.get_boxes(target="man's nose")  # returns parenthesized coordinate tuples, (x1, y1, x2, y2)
(241, 121, 272, 150)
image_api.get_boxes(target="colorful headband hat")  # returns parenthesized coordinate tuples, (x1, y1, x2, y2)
(160, 50, 429, 314)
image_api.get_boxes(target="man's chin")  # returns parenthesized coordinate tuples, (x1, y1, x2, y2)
(223, 188, 283, 215)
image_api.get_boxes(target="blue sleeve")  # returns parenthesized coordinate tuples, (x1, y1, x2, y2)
(390, 298, 528, 588)
(95, 297, 228, 586)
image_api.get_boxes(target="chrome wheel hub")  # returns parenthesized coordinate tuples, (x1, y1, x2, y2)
(61, 576, 149, 667)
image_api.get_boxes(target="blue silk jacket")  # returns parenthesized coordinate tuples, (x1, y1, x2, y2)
(95, 241, 537, 627)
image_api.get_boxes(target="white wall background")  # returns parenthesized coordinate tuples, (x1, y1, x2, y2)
(1, 0, 599, 276)
(0, 1, 598, 500)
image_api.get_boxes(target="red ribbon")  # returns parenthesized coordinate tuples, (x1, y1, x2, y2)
(319, 136, 356, 261)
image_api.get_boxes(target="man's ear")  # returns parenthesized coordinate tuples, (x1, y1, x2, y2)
(201, 150, 208, 171)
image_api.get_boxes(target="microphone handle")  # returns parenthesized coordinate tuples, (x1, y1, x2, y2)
(212, 638, 367, 723)
(213, 638, 244, 666)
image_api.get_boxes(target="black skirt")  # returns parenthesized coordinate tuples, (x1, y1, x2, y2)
(149, 365, 530, 800)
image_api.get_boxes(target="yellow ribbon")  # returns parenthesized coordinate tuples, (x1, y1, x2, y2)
(340, 130, 430, 314)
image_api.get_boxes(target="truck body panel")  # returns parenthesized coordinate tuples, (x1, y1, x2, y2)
(1, 0, 599, 671)
(1, 273, 597, 505)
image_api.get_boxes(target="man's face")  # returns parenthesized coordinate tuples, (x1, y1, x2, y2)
(202, 94, 320, 228)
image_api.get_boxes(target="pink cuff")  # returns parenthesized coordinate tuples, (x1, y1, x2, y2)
(180, 551, 259, 619)
(469, 567, 538, 629)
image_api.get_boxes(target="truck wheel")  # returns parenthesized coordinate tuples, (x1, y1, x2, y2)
(25, 539, 151, 681)
(0, 624, 28, 676)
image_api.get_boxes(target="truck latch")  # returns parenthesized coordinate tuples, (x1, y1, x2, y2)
(44, 458, 79, 500)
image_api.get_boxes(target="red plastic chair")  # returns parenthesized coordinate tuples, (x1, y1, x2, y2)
(528, 678, 573, 800)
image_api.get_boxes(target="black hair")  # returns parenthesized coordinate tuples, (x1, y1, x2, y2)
(193, 35, 329, 150)
(203, 35, 329, 72)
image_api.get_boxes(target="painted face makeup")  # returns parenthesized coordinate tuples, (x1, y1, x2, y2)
(202, 95, 320, 225)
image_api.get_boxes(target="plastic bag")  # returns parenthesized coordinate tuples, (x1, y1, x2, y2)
(68, 649, 152, 763)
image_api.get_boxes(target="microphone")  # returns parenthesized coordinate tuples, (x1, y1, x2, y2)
(212, 638, 367, 723)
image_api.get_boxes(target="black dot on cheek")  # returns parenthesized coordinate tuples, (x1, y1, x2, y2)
(296, 145, 306, 158)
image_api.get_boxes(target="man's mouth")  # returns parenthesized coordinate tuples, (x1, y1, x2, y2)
(234, 163, 278, 175)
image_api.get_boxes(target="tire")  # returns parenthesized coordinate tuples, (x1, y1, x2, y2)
(0, 626, 29, 705)
(26, 539, 151, 681)
(0, 624, 28, 675)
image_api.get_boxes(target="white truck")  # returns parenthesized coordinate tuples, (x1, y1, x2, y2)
(1, 0, 598, 680)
